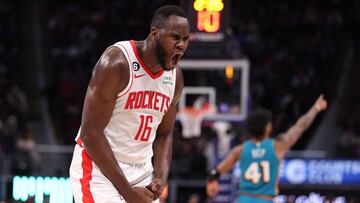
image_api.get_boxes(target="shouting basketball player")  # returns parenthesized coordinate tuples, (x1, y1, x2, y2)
(69, 5, 189, 203)
(206, 95, 327, 203)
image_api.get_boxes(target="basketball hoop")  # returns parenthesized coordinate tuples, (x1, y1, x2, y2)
(178, 102, 216, 138)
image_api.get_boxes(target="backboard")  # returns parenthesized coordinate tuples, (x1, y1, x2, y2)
(178, 59, 250, 122)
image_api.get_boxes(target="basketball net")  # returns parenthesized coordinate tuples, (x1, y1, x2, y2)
(178, 101, 216, 138)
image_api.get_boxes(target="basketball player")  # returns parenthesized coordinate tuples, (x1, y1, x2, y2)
(69, 5, 189, 203)
(206, 95, 327, 203)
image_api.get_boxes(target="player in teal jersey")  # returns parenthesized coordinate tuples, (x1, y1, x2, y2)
(206, 94, 327, 203)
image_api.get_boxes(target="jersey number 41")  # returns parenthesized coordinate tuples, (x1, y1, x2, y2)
(244, 161, 270, 184)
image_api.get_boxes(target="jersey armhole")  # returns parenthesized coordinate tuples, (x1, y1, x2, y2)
(239, 141, 248, 161)
(170, 67, 177, 103)
(108, 43, 134, 98)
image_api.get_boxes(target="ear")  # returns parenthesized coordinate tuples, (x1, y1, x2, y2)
(150, 27, 159, 40)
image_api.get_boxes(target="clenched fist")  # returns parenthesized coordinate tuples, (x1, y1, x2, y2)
(146, 178, 165, 200)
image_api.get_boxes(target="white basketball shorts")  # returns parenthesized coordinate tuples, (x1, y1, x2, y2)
(69, 144, 159, 203)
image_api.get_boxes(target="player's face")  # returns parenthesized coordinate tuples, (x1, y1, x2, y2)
(155, 38, 168, 70)
(155, 15, 190, 70)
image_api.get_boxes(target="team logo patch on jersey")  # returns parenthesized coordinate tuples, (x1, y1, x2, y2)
(251, 148, 266, 158)
(132, 62, 140, 71)
(162, 76, 173, 85)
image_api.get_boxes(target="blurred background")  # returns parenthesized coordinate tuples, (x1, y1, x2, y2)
(0, 0, 360, 202)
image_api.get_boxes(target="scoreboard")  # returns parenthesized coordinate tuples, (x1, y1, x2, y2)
(181, 0, 231, 58)
(194, 0, 224, 33)
(189, 0, 229, 42)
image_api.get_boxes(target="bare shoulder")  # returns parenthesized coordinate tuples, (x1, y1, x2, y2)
(94, 46, 129, 78)
(228, 144, 243, 163)
(232, 144, 243, 154)
(90, 46, 130, 96)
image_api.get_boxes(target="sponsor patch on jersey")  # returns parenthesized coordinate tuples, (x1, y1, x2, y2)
(251, 148, 266, 158)
(132, 62, 140, 71)
(162, 76, 173, 85)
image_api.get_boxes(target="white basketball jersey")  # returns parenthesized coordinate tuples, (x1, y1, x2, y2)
(76, 40, 177, 164)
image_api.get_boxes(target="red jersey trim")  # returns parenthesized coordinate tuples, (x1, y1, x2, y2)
(130, 40, 164, 79)
(76, 137, 83, 146)
(117, 43, 134, 98)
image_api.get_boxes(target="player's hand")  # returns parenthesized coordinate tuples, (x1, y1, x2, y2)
(206, 180, 219, 197)
(146, 178, 165, 200)
(313, 94, 327, 112)
(125, 187, 154, 203)
(159, 185, 168, 202)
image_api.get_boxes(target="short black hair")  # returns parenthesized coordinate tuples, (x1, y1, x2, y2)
(245, 109, 272, 138)
(151, 5, 187, 28)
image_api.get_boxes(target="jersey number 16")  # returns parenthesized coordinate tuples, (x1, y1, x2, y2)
(134, 115, 153, 141)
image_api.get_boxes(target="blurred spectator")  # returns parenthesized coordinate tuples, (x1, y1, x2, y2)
(16, 127, 41, 167)
(187, 194, 200, 203)
(337, 105, 360, 158)
(0, 0, 31, 176)
(10, 127, 38, 175)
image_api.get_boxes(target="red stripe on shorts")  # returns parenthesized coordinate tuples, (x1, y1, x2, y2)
(80, 149, 95, 203)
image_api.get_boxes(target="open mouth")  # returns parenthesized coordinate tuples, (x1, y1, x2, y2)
(170, 53, 182, 67)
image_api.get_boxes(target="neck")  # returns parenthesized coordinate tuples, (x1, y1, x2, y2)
(137, 38, 163, 74)
(251, 138, 261, 143)
(251, 136, 266, 142)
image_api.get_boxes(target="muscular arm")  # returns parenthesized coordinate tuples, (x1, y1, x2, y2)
(80, 47, 134, 199)
(276, 95, 327, 157)
(151, 67, 184, 197)
(216, 145, 243, 174)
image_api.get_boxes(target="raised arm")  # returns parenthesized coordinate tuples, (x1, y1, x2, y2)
(275, 94, 327, 157)
(206, 144, 243, 197)
(80, 47, 153, 203)
(216, 145, 243, 175)
(148, 67, 184, 200)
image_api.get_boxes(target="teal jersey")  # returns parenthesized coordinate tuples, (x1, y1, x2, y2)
(239, 139, 279, 196)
